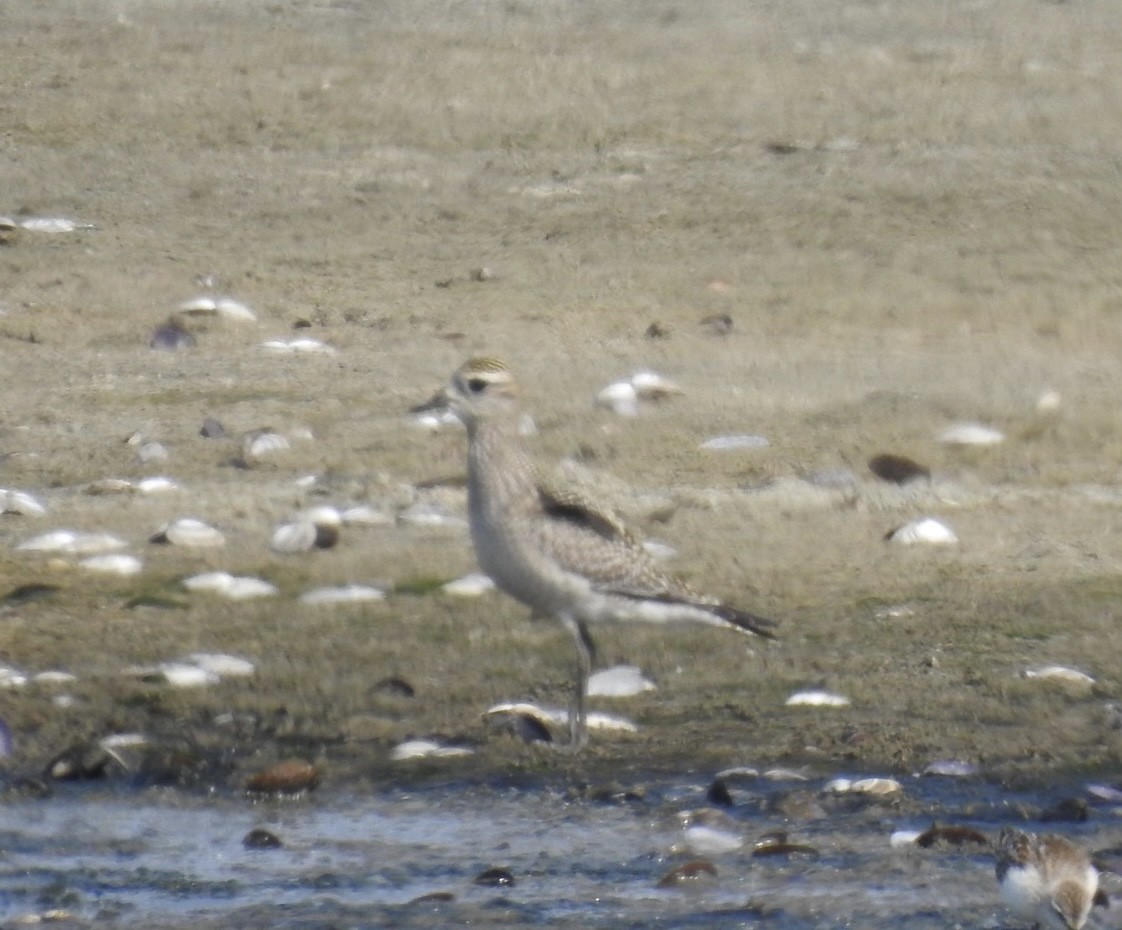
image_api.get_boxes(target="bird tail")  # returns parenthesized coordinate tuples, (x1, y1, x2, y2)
(711, 604, 779, 640)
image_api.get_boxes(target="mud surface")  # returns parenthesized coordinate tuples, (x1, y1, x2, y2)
(3, 0, 1122, 795)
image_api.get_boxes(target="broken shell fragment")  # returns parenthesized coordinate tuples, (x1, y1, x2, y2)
(886, 517, 958, 545)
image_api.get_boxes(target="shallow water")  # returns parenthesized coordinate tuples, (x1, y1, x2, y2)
(2, 772, 1117, 929)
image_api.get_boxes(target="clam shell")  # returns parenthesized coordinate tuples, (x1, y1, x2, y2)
(0, 489, 46, 516)
(699, 434, 769, 451)
(182, 572, 277, 599)
(390, 739, 474, 761)
(182, 652, 255, 677)
(441, 573, 495, 597)
(299, 584, 385, 604)
(18, 530, 127, 555)
(886, 517, 958, 545)
(1023, 665, 1094, 685)
(150, 518, 225, 547)
(270, 521, 318, 553)
(242, 429, 290, 460)
(79, 554, 143, 575)
(587, 665, 655, 697)
(937, 422, 1005, 446)
(258, 338, 336, 355)
(785, 689, 850, 707)
(20, 217, 91, 233)
(484, 701, 637, 733)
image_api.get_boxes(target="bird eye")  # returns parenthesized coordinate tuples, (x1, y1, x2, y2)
(466, 377, 487, 394)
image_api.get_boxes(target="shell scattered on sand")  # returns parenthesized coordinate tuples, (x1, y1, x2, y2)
(390, 739, 475, 761)
(177, 296, 257, 322)
(269, 518, 338, 553)
(0, 489, 46, 516)
(182, 571, 277, 599)
(937, 422, 1005, 446)
(699, 434, 769, 451)
(182, 652, 255, 677)
(18, 530, 127, 555)
(441, 573, 495, 597)
(79, 554, 143, 576)
(299, 584, 385, 605)
(85, 476, 179, 495)
(18, 217, 94, 233)
(150, 518, 225, 547)
(241, 428, 291, 461)
(484, 701, 637, 733)
(1022, 665, 1095, 686)
(1036, 389, 1062, 413)
(587, 665, 655, 698)
(825, 776, 903, 796)
(886, 517, 958, 545)
(596, 370, 682, 416)
(258, 338, 337, 355)
(785, 689, 850, 708)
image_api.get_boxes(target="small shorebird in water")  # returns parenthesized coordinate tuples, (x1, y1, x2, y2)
(440, 356, 777, 748)
(995, 827, 1099, 930)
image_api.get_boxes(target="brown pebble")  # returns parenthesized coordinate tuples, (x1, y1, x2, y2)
(645, 321, 670, 339)
(657, 859, 718, 888)
(245, 759, 318, 795)
(915, 824, 989, 848)
(752, 831, 819, 858)
(406, 891, 456, 906)
(1041, 797, 1088, 823)
(868, 453, 930, 485)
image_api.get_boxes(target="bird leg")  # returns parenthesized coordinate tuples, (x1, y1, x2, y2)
(560, 615, 590, 749)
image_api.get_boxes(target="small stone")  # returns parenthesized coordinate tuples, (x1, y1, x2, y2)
(657, 859, 717, 888)
(245, 760, 318, 795)
(243, 828, 283, 849)
(473, 867, 515, 887)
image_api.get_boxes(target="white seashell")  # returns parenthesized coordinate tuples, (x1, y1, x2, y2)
(411, 409, 461, 430)
(136, 476, 179, 494)
(136, 441, 169, 463)
(762, 768, 809, 781)
(182, 652, 255, 677)
(937, 423, 1005, 446)
(1023, 665, 1095, 685)
(270, 521, 318, 553)
(33, 670, 77, 684)
(642, 540, 677, 561)
(301, 505, 342, 528)
(849, 777, 903, 796)
(390, 739, 474, 761)
(587, 665, 655, 698)
(699, 434, 770, 451)
(922, 759, 979, 777)
(20, 217, 91, 233)
(824, 777, 853, 792)
(299, 584, 385, 605)
(1086, 783, 1122, 803)
(484, 701, 637, 733)
(0, 665, 28, 688)
(85, 478, 136, 495)
(682, 825, 744, 855)
(18, 530, 127, 555)
(258, 338, 336, 355)
(182, 571, 277, 599)
(396, 502, 467, 529)
(155, 662, 221, 688)
(1036, 389, 1061, 413)
(178, 296, 220, 313)
(293, 474, 319, 489)
(0, 489, 46, 516)
(100, 732, 148, 749)
(214, 297, 256, 322)
(79, 554, 143, 575)
(714, 766, 761, 781)
(596, 381, 639, 417)
(887, 517, 958, 545)
(441, 573, 495, 597)
(242, 429, 290, 460)
(890, 829, 924, 848)
(340, 505, 393, 526)
(786, 689, 850, 707)
(151, 518, 225, 547)
(629, 370, 681, 400)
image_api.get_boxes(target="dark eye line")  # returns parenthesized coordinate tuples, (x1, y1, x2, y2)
(467, 377, 487, 393)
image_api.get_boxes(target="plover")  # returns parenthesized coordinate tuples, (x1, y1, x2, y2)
(441, 356, 777, 748)
(995, 827, 1098, 930)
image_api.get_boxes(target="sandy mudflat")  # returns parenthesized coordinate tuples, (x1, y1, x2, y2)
(2, 0, 1122, 789)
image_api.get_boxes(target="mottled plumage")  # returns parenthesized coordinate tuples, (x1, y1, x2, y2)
(995, 828, 1098, 930)
(443, 357, 777, 747)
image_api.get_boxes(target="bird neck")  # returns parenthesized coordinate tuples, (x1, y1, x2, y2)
(466, 416, 538, 510)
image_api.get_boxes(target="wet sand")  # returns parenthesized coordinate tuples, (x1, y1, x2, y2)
(3, 0, 1122, 793)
